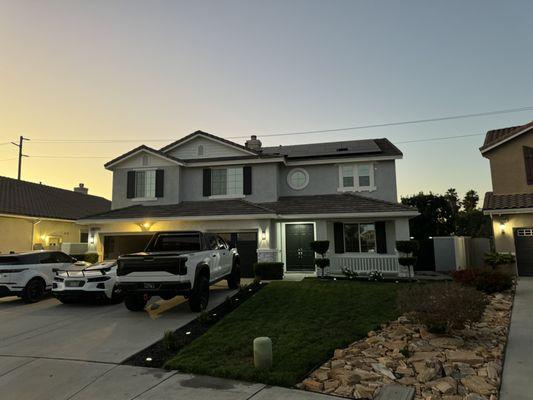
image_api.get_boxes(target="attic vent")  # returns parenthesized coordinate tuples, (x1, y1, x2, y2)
(336, 147, 349, 152)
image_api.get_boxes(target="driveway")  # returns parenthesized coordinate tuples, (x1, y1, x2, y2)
(0, 282, 233, 363)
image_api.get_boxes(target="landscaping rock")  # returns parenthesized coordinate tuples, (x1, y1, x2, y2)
(461, 375, 496, 396)
(371, 363, 396, 380)
(446, 350, 484, 365)
(302, 378, 323, 392)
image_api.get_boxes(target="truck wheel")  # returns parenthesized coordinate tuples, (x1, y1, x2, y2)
(124, 294, 147, 311)
(21, 278, 46, 303)
(109, 286, 124, 304)
(189, 275, 209, 312)
(226, 262, 241, 290)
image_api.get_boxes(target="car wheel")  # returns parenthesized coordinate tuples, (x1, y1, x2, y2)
(189, 275, 209, 312)
(124, 294, 147, 311)
(21, 278, 46, 303)
(226, 262, 241, 290)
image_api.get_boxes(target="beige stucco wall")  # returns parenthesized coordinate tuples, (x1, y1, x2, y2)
(491, 212, 533, 253)
(484, 132, 533, 194)
(0, 215, 82, 254)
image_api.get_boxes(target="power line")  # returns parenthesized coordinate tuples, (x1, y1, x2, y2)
(27, 105, 533, 143)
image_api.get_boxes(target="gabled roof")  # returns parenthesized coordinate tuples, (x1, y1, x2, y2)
(483, 191, 533, 211)
(104, 145, 184, 169)
(0, 176, 111, 220)
(262, 138, 402, 159)
(480, 121, 533, 154)
(79, 193, 416, 222)
(159, 130, 258, 156)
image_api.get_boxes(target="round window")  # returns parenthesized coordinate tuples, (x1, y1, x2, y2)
(287, 168, 309, 190)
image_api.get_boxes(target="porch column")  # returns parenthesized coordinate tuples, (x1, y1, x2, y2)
(394, 218, 411, 245)
(315, 220, 328, 241)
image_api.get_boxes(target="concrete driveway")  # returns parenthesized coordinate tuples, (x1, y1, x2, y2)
(0, 282, 234, 363)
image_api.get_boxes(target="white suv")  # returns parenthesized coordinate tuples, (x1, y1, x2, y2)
(117, 231, 241, 312)
(0, 251, 77, 303)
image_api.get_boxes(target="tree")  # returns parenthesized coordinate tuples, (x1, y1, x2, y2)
(445, 188, 461, 220)
(462, 190, 480, 212)
(401, 192, 455, 240)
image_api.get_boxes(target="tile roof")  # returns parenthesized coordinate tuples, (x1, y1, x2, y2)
(0, 176, 111, 220)
(104, 145, 183, 169)
(480, 121, 533, 152)
(80, 194, 416, 221)
(262, 138, 402, 159)
(483, 191, 533, 211)
(262, 193, 416, 215)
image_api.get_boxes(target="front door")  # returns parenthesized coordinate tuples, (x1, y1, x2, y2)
(285, 224, 315, 271)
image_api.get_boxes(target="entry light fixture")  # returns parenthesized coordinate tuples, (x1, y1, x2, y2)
(500, 216, 508, 234)
(261, 229, 267, 241)
(137, 221, 154, 232)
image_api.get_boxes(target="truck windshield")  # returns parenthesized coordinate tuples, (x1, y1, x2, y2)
(148, 234, 201, 252)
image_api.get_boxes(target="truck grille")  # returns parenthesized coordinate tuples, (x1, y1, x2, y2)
(117, 257, 187, 276)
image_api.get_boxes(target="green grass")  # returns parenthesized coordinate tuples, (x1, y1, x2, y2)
(165, 279, 402, 387)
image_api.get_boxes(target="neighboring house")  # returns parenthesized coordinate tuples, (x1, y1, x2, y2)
(481, 121, 533, 276)
(79, 131, 418, 276)
(0, 177, 111, 254)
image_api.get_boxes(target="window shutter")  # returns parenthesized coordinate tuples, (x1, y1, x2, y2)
(126, 171, 136, 199)
(333, 222, 345, 253)
(203, 168, 211, 197)
(243, 166, 252, 195)
(155, 169, 164, 198)
(375, 221, 387, 254)
(524, 146, 533, 185)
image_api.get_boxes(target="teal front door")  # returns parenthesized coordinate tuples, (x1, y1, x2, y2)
(285, 223, 315, 271)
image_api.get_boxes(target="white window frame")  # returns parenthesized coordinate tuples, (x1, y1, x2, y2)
(209, 166, 245, 199)
(131, 168, 157, 201)
(338, 163, 376, 192)
(287, 168, 309, 190)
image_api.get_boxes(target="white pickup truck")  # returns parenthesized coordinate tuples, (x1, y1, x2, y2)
(116, 231, 241, 312)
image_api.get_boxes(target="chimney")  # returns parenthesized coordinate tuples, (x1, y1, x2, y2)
(74, 183, 88, 194)
(245, 135, 262, 151)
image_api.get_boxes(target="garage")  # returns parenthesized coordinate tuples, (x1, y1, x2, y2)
(218, 231, 258, 278)
(103, 234, 153, 260)
(514, 228, 533, 276)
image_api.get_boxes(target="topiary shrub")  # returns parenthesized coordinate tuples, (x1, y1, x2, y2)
(396, 240, 420, 255)
(311, 241, 330, 278)
(253, 262, 284, 280)
(453, 268, 514, 294)
(397, 282, 487, 333)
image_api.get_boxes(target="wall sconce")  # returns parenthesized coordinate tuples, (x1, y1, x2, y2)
(138, 221, 154, 232)
(261, 229, 267, 241)
(499, 216, 508, 234)
(40, 234, 47, 242)
(89, 235, 95, 245)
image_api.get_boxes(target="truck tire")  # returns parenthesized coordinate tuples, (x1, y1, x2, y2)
(226, 262, 241, 290)
(189, 275, 209, 312)
(124, 294, 147, 311)
(21, 278, 46, 303)
(109, 286, 124, 304)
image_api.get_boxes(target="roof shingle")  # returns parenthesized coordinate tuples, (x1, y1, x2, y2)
(480, 121, 533, 152)
(0, 176, 111, 220)
(483, 191, 533, 211)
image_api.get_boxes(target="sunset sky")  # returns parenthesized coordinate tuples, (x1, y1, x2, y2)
(1, 0, 533, 201)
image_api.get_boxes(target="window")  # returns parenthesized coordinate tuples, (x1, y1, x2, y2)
(80, 232, 89, 243)
(339, 163, 374, 191)
(287, 168, 309, 190)
(134, 170, 156, 198)
(205, 234, 219, 250)
(211, 167, 243, 196)
(344, 223, 376, 253)
(148, 233, 201, 252)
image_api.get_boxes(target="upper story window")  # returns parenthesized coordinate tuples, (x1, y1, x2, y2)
(338, 163, 376, 192)
(287, 168, 309, 190)
(135, 170, 156, 198)
(212, 167, 243, 196)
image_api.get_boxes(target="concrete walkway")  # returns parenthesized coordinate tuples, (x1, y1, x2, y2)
(0, 356, 338, 400)
(500, 277, 533, 400)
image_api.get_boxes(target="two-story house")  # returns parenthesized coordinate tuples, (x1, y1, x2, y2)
(79, 131, 417, 276)
(481, 121, 533, 276)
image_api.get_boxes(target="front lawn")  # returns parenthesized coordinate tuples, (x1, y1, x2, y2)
(166, 279, 401, 387)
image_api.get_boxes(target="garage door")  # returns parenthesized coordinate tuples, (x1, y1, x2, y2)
(103, 234, 153, 260)
(514, 228, 533, 276)
(218, 232, 258, 278)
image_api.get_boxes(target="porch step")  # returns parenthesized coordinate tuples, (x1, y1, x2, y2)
(374, 384, 415, 400)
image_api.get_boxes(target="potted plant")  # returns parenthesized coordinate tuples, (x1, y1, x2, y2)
(310, 240, 330, 278)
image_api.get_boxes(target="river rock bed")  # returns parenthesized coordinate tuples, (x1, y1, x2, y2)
(299, 291, 513, 400)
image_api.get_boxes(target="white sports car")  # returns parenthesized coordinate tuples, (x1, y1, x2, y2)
(52, 261, 123, 304)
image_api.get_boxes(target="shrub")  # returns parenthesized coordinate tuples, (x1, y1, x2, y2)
(368, 270, 384, 281)
(310, 241, 330, 256)
(71, 253, 99, 264)
(397, 282, 487, 333)
(453, 268, 514, 294)
(398, 257, 417, 267)
(162, 330, 181, 352)
(396, 240, 420, 255)
(484, 252, 515, 270)
(342, 268, 358, 280)
(253, 262, 284, 280)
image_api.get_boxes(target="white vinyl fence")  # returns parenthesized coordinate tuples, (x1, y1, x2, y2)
(327, 254, 401, 276)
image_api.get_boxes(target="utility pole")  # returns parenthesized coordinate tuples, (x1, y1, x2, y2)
(11, 136, 29, 180)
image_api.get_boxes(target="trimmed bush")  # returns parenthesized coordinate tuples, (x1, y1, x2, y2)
(398, 257, 417, 267)
(453, 268, 514, 294)
(396, 240, 420, 255)
(254, 262, 284, 280)
(71, 253, 99, 264)
(397, 282, 486, 333)
(310, 241, 330, 256)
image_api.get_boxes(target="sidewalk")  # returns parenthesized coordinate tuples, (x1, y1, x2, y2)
(500, 277, 533, 400)
(0, 356, 339, 400)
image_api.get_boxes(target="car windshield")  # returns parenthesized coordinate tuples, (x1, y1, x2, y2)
(147, 233, 201, 252)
